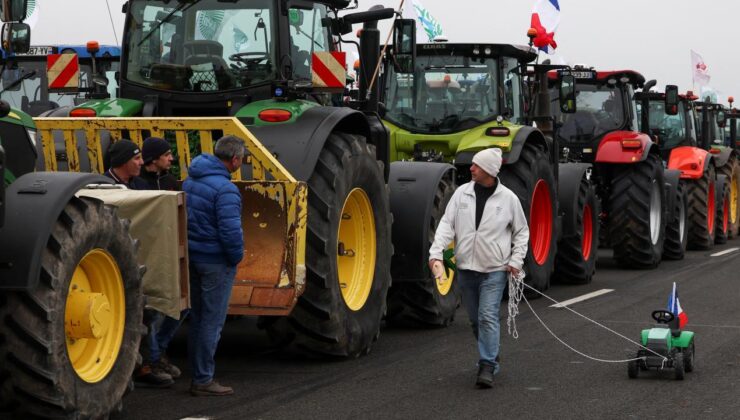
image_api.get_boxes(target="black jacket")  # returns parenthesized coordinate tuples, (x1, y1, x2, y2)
(104, 169, 149, 190)
(136, 168, 178, 191)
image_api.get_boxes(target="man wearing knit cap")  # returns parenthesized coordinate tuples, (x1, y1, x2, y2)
(138, 137, 177, 191)
(104, 139, 146, 189)
(429, 147, 529, 388)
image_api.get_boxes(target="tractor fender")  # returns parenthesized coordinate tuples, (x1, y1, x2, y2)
(557, 162, 592, 237)
(673, 330, 695, 348)
(248, 106, 383, 182)
(0, 172, 113, 290)
(595, 131, 655, 164)
(667, 146, 712, 180)
(506, 126, 549, 166)
(663, 169, 682, 222)
(710, 147, 733, 168)
(389, 161, 455, 282)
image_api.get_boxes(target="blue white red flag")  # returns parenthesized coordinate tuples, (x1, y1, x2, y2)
(530, 0, 560, 54)
(667, 282, 688, 328)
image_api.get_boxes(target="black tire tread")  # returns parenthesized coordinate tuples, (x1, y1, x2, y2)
(685, 165, 716, 250)
(554, 176, 599, 283)
(663, 181, 688, 260)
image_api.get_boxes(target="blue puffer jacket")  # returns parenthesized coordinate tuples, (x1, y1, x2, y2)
(183, 154, 244, 266)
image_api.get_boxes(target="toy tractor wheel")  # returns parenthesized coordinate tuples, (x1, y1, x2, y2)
(268, 132, 392, 357)
(684, 340, 695, 372)
(609, 153, 666, 268)
(627, 359, 639, 379)
(674, 352, 685, 380)
(554, 174, 599, 284)
(717, 155, 740, 238)
(498, 141, 557, 292)
(715, 175, 730, 244)
(686, 165, 716, 249)
(0, 196, 143, 418)
(386, 176, 460, 327)
(663, 180, 688, 260)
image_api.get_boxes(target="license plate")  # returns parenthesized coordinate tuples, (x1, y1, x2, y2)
(19, 46, 53, 56)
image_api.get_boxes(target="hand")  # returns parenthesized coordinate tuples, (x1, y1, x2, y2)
(429, 259, 442, 272)
(506, 265, 521, 277)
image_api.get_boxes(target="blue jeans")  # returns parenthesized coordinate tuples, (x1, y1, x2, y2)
(458, 269, 508, 373)
(188, 262, 236, 385)
(149, 309, 189, 364)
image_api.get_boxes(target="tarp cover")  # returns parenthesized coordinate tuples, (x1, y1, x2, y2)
(77, 188, 188, 319)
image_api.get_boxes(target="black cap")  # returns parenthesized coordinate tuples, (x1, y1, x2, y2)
(142, 137, 171, 164)
(108, 140, 141, 168)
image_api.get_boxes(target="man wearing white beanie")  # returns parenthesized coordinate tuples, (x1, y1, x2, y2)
(429, 147, 529, 388)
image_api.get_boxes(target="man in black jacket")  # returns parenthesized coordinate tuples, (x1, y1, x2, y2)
(104, 139, 147, 189)
(138, 137, 178, 190)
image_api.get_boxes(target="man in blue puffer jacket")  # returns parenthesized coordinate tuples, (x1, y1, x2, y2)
(183, 135, 246, 396)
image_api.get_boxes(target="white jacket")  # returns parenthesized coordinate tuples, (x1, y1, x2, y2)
(429, 181, 529, 273)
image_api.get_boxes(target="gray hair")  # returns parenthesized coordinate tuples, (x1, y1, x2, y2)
(214, 135, 246, 161)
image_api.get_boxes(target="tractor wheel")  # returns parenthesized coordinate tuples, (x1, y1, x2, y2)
(627, 358, 639, 379)
(386, 176, 459, 327)
(498, 142, 557, 292)
(663, 181, 688, 260)
(674, 352, 685, 380)
(717, 156, 740, 238)
(686, 165, 716, 249)
(268, 132, 392, 357)
(0, 196, 143, 419)
(684, 339, 695, 372)
(715, 176, 730, 245)
(608, 154, 666, 268)
(554, 175, 599, 284)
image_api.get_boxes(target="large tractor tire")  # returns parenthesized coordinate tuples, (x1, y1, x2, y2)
(498, 142, 557, 292)
(267, 132, 392, 357)
(663, 181, 689, 260)
(608, 154, 666, 268)
(686, 165, 716, 250)
(554, 175, 599, 284)
(715, 175, 730, 245)
(716, 156, 740, 238)
(386, 176, 459, 327)
(0, 196, 144, 419)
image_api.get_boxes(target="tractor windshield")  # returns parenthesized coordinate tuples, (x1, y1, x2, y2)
(643, 99, 689, 150)
(125, 0, 277, 93)
(551, 83, 628, 145)
(0, 48, 120, 116)
(385, 55, 521, 133)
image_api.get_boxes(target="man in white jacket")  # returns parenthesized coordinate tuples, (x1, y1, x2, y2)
(429, 147, 529, 388)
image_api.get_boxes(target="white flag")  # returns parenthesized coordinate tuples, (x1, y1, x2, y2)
(402, 0, 443, 42)
(24, 0, 39, 29)
(691, 50, 711, 87)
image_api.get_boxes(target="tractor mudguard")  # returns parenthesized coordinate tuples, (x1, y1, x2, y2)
(0, 172, 112, 290)
(557, 162, 592, 236)
(454, 127, 549, 167)
(388, 161, 454, 282)
(667, 146, 712, 179)
(711, 146, 733, 168)
(671, 330, 695, 348)
(248, 106, 385, 181)
(664, 169, 682, 221)
(595, 131, 654, 164)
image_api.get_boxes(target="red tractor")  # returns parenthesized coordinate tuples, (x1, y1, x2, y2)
(550, 68, 682, 268)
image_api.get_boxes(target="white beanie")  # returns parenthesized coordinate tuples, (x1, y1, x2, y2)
(472, 148, 503, 177)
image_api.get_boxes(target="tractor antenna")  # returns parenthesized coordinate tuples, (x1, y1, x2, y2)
(105, 0, 120, 45)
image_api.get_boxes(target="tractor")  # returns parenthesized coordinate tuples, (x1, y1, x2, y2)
(0, 4, 145, 417)
(549, 67, 683, 269)
(42, 0, 461, 356)
(627, 309, 695, 380)
(381, 40, 598, 293)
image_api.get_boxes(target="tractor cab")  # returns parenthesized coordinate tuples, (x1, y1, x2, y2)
(383, 42, 537, 134)
(694, 101, 731, 149)
(549, 68, 646, 163)
(636, 89, 700, 161)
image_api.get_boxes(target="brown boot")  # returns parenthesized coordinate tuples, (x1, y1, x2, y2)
(190, 380, 234, 396)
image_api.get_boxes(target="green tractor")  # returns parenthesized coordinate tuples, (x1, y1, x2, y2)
(381, 39, 599, 292)
(628, 309, 695, 380)
(0, 7, 145, 417)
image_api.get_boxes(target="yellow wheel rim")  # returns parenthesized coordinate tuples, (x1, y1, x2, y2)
(731, 173, 738, 224)
(436, 242, 455, 296)
(337, 188, 376, 311)
(65, 249, 125, 383)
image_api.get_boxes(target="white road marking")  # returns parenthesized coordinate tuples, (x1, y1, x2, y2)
(710, 247, 739, 257)
(550, 289, 614, 308)
(181, 417, 214, 420)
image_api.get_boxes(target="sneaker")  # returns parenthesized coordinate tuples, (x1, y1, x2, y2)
(134, 365, 174, 389)
(190, 380, 234, 397)
(475, 363, 495, 388)
(156, 356, 182, 379)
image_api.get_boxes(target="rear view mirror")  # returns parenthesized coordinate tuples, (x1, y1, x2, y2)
(2, 22, 29, 54)
(665, 85, 679, 116)
(716, 109, 727, 128)
(392, 19, 416, 74)
(559, 74, 577, 114)
(1, 0, 28, 22)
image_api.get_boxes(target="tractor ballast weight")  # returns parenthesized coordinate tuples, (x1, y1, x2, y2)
(0, 172, 112, 290)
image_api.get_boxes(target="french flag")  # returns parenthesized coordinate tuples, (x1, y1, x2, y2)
(530, 0, 560, 54)
(667, 282, 688, 328)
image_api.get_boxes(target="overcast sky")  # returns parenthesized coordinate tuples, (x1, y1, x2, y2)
(30, 0, 738, 103)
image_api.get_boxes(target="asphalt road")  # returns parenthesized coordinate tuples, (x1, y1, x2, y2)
(116, 242, 740, 420)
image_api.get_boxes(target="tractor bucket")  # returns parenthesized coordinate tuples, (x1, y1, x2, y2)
(33, 117, 307, 316)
